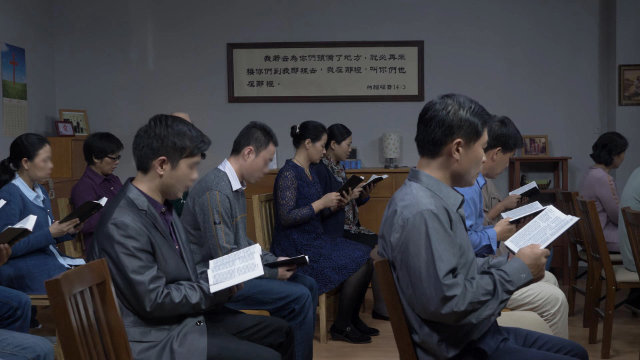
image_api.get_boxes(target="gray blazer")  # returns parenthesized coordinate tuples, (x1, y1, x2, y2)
(87, 181, 233, 360)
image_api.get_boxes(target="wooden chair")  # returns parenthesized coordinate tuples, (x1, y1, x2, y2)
(252, 193, 275, 251)
(56, 197, 85, 258)
(44, 259, 133, 360)
(621, 207, 640, 284)
(373, 258, 417, 360)
(555, 191, 588, 316)
(576, 199, 640, 358)
(252, 192, 336, 343)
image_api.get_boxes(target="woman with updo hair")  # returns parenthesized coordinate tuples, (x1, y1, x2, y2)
(271, 121, 378, 344)
(579, 131, 628, 252)
(0, 133, 81, 294)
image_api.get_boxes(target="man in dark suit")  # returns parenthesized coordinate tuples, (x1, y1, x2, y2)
(87, 114, 294, 360)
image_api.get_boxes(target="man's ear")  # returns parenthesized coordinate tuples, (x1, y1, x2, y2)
(153, 156, 169, 176)
(451, 138, 464, 162)
(242, 146, 256, 161)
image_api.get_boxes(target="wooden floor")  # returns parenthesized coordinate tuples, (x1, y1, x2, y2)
(313, 279, 640, 359)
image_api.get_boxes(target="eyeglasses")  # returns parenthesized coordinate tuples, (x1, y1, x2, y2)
(106, 155, 122, 161)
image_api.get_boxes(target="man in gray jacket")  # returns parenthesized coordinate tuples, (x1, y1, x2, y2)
(182, 121, 317, 360)
(88, 115, 293, 360)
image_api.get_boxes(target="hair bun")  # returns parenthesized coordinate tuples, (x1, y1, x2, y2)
(290, 125, 298, 138)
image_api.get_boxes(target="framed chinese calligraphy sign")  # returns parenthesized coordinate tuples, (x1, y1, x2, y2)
(227, 41, 424, 102)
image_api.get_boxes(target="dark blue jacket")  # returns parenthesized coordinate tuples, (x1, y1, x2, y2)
(0, 182, 71, 294)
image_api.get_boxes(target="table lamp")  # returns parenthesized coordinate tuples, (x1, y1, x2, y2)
(382, 132, 401, 168)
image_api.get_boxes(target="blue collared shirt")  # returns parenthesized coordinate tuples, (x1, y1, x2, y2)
(455, 173, 498, 257)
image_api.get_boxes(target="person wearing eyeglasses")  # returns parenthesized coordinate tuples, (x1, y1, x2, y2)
(71, 132, 124, 251)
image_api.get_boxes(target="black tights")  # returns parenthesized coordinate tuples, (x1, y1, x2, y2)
(333, 259, 373, 329)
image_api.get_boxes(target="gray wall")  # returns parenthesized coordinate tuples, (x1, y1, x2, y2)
(0, 0, 57, 155)
(616, 0, 640, 190)
(2, 0, 637, 195)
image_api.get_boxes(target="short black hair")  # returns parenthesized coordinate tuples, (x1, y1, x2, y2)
(132, 114, 211, 174)
(230, 121, 278, 156)
(326, 124, 352, 150)
(590, 131, 628, 167)
(485, 116, 523, 152)
(83, 132, 124, 165)
(415, 94, 492, 158)
(290, 121, 327, 148)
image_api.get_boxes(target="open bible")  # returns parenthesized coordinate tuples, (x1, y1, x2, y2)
(501, 201, 546, 223)
(60, 197, 107, 223)
(207, 243, 264, 293)
(337, 175, 364, 194)
(509, 181, 540, 198)
(363, 174, 388, 186)
(504, 205, 579, 253)
(0, 215, 37, 247)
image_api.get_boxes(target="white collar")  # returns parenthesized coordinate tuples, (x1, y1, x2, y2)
(12, 174, 45, 206)
(217, 159, 246, 192)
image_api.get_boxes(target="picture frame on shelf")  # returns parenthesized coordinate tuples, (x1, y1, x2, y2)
(619, 64, 640, 106)
(54, 121, 74, 137)
(522, 135, 548, 156)
(58, 109, 89, 135)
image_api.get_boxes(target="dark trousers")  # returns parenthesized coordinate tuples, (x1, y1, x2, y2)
(206, 311, 294, 360)
(0, 286, 31, 332)
(225, 273, 318, 360)
(455, 323, 588, 360)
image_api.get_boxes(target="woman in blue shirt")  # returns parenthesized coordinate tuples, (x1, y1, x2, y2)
(0, 133, 81, 294)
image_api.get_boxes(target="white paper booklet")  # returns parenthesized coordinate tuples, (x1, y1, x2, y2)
(0, 199, 6, 208)
(501, 201, 546, 222)
(504, 205, 579, 253)
(207, 243, 264, 293)
(509, 181, 540, 196)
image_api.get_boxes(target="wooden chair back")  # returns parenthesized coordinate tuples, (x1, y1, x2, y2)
(252, 193, 275, 251)
(56, 197, 85, 258)
(374, 258, 417, 360)
(45, 259, 132, 360)
(621, 207, 640, 275)
(576, 198, 615, 284)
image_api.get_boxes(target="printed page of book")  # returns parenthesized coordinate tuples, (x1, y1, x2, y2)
(505, 205, 579, 253)
(501, 201, 545, 221)
(0, 199, 6, 208)
(364, 174, 388, 186)
(208, 243, 264, 293)
(509, 181, 538, 196)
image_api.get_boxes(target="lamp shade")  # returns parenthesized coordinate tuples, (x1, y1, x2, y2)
(382, 132, 401, 158)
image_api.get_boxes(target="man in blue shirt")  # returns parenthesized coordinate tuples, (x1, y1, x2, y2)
(455, 116, 569, 338)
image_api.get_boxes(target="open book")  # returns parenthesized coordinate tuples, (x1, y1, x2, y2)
(363, 174, 388, 187)
(0, 199, 6, 209)
(207, 243, 264, 293)
(60, 197, 107, 223)
(264, 255, 309, 268)
(504, 205, 579, 253)
(501, 201, 546, 223)
(337, 175, 364, 195)
(509, 182, 540, 198)
(0, 215, 37, 246)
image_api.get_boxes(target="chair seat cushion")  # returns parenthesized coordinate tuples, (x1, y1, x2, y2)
(579, 249, 623, 263)
(601, 265, 640, 283)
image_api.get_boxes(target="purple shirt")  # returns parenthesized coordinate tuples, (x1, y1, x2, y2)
(132, 185, 182, 256)
(70, 167, 123, 246)
(580, 166, 620, 251)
